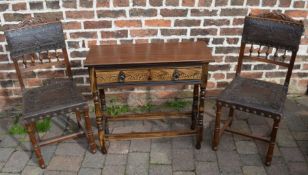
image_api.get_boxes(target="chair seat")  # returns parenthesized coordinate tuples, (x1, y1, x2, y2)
(22, 79, 87, 120)
(217, 76, 287, 117)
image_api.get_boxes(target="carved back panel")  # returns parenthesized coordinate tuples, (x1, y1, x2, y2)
(4, 17, 72, 90)
(237, 12, 304, 87)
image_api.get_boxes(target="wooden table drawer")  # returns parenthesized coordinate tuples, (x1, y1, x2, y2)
(150, 67, 202, 81)
(96, 67, 202, 84)
(96, 69, 150, 84)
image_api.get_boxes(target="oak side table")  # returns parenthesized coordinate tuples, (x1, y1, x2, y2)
(85, 42, 213, 153)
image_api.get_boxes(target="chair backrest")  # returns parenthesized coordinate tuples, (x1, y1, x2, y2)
(4, 17, 72, 91)
(236, 12, 304, 88)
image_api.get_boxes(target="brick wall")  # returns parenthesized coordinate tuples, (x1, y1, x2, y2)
(0, 0, 307, 108)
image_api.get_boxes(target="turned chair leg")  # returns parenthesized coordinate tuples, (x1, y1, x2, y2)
(25, 122, 46, 169)
(228, 108, 234, 127)
(212, 102, 222, 151)
(265, 118, 280, 166)
(83, 108, 97, 153)
(75, 111, 82, 128)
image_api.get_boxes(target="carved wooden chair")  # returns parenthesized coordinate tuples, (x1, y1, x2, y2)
(4, 18, 97, 169)
(212, 12, 304, 166)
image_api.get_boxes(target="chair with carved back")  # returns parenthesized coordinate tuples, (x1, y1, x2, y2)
(212, 12, 304, 166)
(4, 17, 97, 169)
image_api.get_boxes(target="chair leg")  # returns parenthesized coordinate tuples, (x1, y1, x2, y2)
(25, 122, 46, 169)
(83, 108, 97, 154)
(191, 84, 199, 130)
(212, 102, 222, 151)
(228, 108, 234, 127)
(75, 111, 82, 129)
(265, 118, 280, 166)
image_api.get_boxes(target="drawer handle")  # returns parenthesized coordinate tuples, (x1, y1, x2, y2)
(172, 69, 180, 81)
(118, 71, 126, 82)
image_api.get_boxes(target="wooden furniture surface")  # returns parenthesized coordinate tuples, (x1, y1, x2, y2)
(85, 42, 213, 153)
(85, 42, 212, 67)
(212, 12, 304, 166)
(4, 17, 97, 169)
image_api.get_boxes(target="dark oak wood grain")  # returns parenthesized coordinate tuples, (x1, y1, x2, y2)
(85, 42, 213, 67)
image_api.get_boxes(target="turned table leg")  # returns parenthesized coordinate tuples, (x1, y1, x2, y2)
(196, 63, 208, 149)
(191, 84, 199, 130)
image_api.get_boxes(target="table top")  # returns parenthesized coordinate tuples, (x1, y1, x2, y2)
(85, 42, 213, 68)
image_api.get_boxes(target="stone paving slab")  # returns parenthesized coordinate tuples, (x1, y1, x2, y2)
(0, 97, 308, 174)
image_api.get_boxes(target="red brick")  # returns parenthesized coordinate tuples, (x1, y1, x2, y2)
(285, 10, 308, 17)
(145, 19, 171, 27)
(233, 18, 245, 25)
(129, 9, 157, 17)
(279, 0, 291, 7)
(182, 0, 195, 7)
(113, 0, 129, 7)
(166, 0, 179, 6)
(29, 2, 43, 10)
(161, 29, 187, 36)
(204, 19, 230, 26)
(215, 47, 240, 54)
(101, 30, 128, 38)
(12, 3, 27, 11)
(63, 22, 82, 30)
(70, 32, 97, 39)
(213, 73, 225, 80)
(241, 72, 263, 78)
(133, 0, 147, 6)
(34, 12, 63, 20)
(191, 9, 218, 16)
(226, 38, 240, 45)
(215, 0, 228, 6)
(265, 72, 286, 78)
(3, 13, 31, 22)
(66, 11, 94, 19)
(115, 20, 142, 27)
(149, 0, 163, 6)
(212, 38, 224, 45)
(293, 1, 305, 8)
(246, 0, 260, 6)
(220, 28, 243, 35)
(46, 1, 60, 9)
(262, 0, 277, 6)
(220, 8, 248, 16)
(160, 9, 188, 17)
(37, 70, 65, 78)
(97, 0, 110, 7)
(250, 9, 270, 15)
(130, 29, 158, 37)
(175, 19, 201, 27)
(232, 0, 245, 5)
(80, 0, 93, 8)
(84, 21, 112, 29)
(198, 0, 212, 6)
(0, 3, 8, 12)
(97, 10, 126, 18)
(63, 0, 77, 8)
(70, 51, 89, 58)
(191, 28, 217, 36)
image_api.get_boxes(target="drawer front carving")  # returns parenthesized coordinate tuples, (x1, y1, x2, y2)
(151, 67, 202, 81)
(96, 67, 202, 84)
(96, 69, 149, 84)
